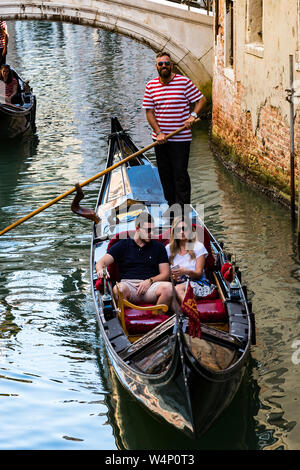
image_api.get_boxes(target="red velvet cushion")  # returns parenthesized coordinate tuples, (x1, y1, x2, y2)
(95, 278, 103, 291)
(196, 299, 227, 322)
(193, 224, 215, 273)
(125, 311, 169, 334)
(124, 304, 168, 334)
(221, 262, 234, 282)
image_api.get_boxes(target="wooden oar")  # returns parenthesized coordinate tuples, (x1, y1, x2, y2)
(0, 119, 199, 236)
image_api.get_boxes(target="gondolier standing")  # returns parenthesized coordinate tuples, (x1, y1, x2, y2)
(0, 20, 8, 67)
(143, 52, 206, 209)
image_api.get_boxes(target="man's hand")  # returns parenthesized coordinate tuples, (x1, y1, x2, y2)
(96, 266, 110, 279)
(145, 109, 167, 144)
(137, 279, 152, 295)
(156, 132, 167, 145)
(184, 116, 196, 129)
(95, 253, 114, 278)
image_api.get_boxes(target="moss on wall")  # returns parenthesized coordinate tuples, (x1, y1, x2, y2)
(210, 129, 298, 208)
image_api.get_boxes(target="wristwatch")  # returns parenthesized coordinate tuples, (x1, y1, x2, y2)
(190, 112, 197, 119)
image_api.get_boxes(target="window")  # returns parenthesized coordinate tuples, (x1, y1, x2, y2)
(214, 0, 220, 43)
(246, 0, 263, 44)
(225, 0, 234, 68)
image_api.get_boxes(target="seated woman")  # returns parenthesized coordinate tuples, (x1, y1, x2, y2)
(0, 64, 19, 104)
(166, 216, 215, 303)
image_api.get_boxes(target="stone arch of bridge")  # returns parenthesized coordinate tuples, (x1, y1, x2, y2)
(1, 0, 213, 97)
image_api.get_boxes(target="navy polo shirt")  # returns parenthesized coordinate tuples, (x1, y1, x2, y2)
(107, 238, 169, 280)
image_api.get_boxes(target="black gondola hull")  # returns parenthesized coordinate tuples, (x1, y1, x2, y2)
(90, 117, 254, 438)
(182, 333, 250, 437)
(95, 313, 196, 437)
(0, 97, 36, 139)
(0, 67, 36, 140)
(95, 304, 249, 437)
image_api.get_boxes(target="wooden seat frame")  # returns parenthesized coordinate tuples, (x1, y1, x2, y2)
(115, 283, 168, 342)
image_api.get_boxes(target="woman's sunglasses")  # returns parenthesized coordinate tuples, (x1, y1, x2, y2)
(175, 225, 188, 232)
(157, 61, 171, 67)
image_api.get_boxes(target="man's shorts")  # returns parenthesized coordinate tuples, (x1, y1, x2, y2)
(119, 279, 164, 304)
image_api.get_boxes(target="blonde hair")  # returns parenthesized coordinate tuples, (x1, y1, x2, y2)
(169, 216, 196, 265)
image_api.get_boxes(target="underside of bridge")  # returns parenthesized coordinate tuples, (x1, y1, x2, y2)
(1, 0, 213, 98)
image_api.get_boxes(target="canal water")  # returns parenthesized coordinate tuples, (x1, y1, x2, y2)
(0, 21, 299, 451)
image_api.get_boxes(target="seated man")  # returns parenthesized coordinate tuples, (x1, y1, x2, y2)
(95, 212, 173, 310)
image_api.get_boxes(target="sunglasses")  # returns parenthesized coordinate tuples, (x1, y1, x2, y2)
(175, 225, 188, 232)
(141, 226, 153, 234)
(157, 61, 171, 67)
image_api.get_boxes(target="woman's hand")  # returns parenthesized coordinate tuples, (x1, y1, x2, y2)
(171, 266, 188, 279)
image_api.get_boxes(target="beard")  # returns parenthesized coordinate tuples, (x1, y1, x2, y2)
(158, 67, 172, 79)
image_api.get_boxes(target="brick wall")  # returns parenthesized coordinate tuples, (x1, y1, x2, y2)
(212, 0, 299, 204)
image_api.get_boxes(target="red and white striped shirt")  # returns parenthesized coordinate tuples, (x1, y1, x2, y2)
(142, 74, 203, 142)
(0, 21, 7, 48)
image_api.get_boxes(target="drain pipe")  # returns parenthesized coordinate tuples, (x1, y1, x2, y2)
(297, 1, 300, 248)
(287, 55, 296, 223)
(298, 179, 300, 249)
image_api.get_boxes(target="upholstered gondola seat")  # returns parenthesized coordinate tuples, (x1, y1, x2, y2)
(115, 283, 169, 341)
(96, 231, 168, 340)
(196, 299, 226, 323)
(95, 225, 222, 338)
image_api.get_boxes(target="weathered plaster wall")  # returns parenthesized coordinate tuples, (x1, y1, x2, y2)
(212, 0, 299, 203)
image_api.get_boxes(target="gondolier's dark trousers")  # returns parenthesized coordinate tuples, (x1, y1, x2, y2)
(154, 140, 191, 208)
(0, 49, 6, 67)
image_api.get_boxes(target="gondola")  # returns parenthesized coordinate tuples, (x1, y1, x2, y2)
(76, 117, 255, 438)
(0, 66, 36, 140)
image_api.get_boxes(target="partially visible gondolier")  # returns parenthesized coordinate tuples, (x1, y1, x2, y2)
(142, 51, 206, 209)
(0, 20, 8, 67)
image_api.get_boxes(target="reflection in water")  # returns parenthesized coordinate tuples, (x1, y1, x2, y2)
(96, 345, 260, 450)
(190, 127, 300, 449)
(0, 20, 299, 450)
(0, 299, 21, 339)
(0, 133, 39, 206)
(0, 133, 39, 341)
